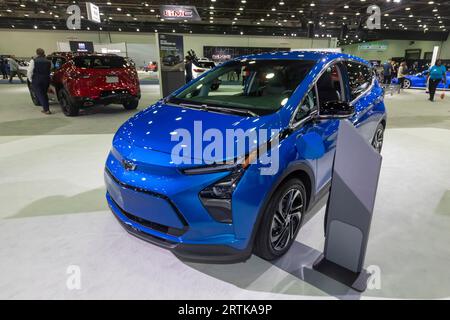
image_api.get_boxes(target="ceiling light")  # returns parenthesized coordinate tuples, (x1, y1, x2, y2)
(6, 9, 12, 13)
(310, 2, 315, 7)
(107, 2, 111, 5)
(33, 25, 38, 29)
(20, 4, 26, 7)
(405, 7, 410, 11)
(117, 8, 122, 11)
(344, 5, 349, 9)
(136, 28, 140, 32)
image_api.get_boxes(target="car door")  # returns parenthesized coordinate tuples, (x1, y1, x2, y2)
(344, 60, 381, 143)
(292, 62, 346, 193)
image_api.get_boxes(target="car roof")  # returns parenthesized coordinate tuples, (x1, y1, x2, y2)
(237, 50, 370, 66)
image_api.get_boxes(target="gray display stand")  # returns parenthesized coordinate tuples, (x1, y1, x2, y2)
(313, 120, 382, 292)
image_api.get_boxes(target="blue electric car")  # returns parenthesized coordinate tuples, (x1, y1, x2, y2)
(392, 70, 450, 89)
(105, 51, 387, 262)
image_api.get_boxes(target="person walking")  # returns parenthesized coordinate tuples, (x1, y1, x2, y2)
(8, 56, 25, 83)
(0, 57, 8, 79)
(382, 60, 393, 85)
(27, 48, 52, 114)
(397, 61, 408, 91)
(185, 56, 193, 84)
(427, 59, 447, 102)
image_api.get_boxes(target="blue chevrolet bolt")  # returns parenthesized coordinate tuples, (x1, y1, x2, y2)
(105, 51, 387, 262)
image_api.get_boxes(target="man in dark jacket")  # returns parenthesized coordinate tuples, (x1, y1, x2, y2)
(185, 56, 193, 84)
(27, 48, 52, 114)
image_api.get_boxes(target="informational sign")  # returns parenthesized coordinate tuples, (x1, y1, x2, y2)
(314, 120, 382, 292)
(157, 34, 185, 97)
(160, 5, 201, 21)
(85, 2, 101, 23)
(358, 41, 388, 51)
(69, 41, 94, 53)
(203, 46, 289, 63)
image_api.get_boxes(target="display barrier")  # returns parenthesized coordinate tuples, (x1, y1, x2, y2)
(313, 120, 382, 292)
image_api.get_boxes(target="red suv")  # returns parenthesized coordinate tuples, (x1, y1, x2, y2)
(28, 53, 141, 116)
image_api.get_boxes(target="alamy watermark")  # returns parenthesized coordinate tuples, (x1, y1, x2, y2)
(170, 121, 280, 176)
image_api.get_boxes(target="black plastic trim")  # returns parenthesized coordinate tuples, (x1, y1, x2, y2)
(105, 168, 189, 228)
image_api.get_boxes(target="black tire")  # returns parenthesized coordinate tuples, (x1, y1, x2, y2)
(123, 99, 139, 110)
(210, 83, 220, 91)
(254, 178, 307, 261)
(27, 81, 40, 106)
(58, 89, 79, 116)
(371, 122, 385, 153)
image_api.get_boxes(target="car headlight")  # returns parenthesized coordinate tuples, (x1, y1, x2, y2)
(199, 166, 245, 224)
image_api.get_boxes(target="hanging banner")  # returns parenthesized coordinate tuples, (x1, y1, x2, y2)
(160, 5, 201, 21)
(358, 41, 388, 51)
(86, 2, 101, 23)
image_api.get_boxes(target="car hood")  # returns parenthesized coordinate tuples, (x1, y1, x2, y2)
(114, 102, 281, 163)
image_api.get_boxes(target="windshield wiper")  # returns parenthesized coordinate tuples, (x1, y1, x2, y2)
(206, 105, 259, 117)
(178, 102, 258, 117)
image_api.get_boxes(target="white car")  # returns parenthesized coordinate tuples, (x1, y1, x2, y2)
(192, 58, 220, 90)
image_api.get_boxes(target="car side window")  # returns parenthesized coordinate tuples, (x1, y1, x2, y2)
(345, 61, 373, 101)
(293, 87, 318, 124)
(316, 63, 345, 106)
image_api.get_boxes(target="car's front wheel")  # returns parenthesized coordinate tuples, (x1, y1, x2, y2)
(372, 123, 385, 153)
(403, 78, 411, 89)
(58, 89, 79, 116)
(123, 99, 139, 110)
(254, 178, 306, 261)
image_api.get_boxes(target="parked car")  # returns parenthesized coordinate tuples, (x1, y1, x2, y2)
(28, 53, 141, 116)
(104, 51, 386, 262)
(191, 58, 221, 90)
(392, 70, 450, 89)
(144, 61, 158, 72)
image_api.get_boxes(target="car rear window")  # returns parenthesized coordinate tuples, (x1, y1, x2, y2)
(73, 56, 127, 69)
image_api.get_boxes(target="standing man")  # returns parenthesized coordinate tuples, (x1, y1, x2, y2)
(28, 48, 52, 114)
(397, 62, 408, 91)
(8, 55, 25, 83)
(0, 57, 8, 79)
(427, 59, 447, 102)
(382, 60, 392, 85)
(185, 56, 193, 84)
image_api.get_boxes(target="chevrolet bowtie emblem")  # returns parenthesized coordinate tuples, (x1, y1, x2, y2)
(122, 159, 137, 171)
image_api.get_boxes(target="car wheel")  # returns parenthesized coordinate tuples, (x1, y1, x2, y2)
(123, 99, 139, 110)
(403, 79, 411, 89)
(58, 89, 79, 116)
(372, 123, 385, 153)
(27, 81, 40, 106)
(254, 178, 306, 261)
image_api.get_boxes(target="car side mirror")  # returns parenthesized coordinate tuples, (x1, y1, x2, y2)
(317, 101, 355, 119)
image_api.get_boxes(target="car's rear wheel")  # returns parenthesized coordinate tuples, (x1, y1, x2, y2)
(58, 89, 79, 116)
(123, 99, 139, 110)
(210, 83, 220, 91)
(372, 122, 385, 153)
(254, 178, 306, 261)
(27, 81, 40, 106)
(403, 78, 411, 89)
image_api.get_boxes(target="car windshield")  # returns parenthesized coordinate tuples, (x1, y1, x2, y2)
(73, 56, 128, 69)
(170, 59, 316, 116)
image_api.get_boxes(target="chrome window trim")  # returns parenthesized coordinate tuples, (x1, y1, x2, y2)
(290, 57, 374, 130)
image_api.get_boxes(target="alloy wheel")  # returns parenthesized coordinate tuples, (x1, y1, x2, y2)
(270, 188, 304, 252)
(372, 126, 384, 153)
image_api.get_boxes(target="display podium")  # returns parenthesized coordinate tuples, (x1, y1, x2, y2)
(313, 120, 382, 292)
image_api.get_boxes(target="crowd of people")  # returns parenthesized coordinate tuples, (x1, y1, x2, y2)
(381, 59, 448, 102)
